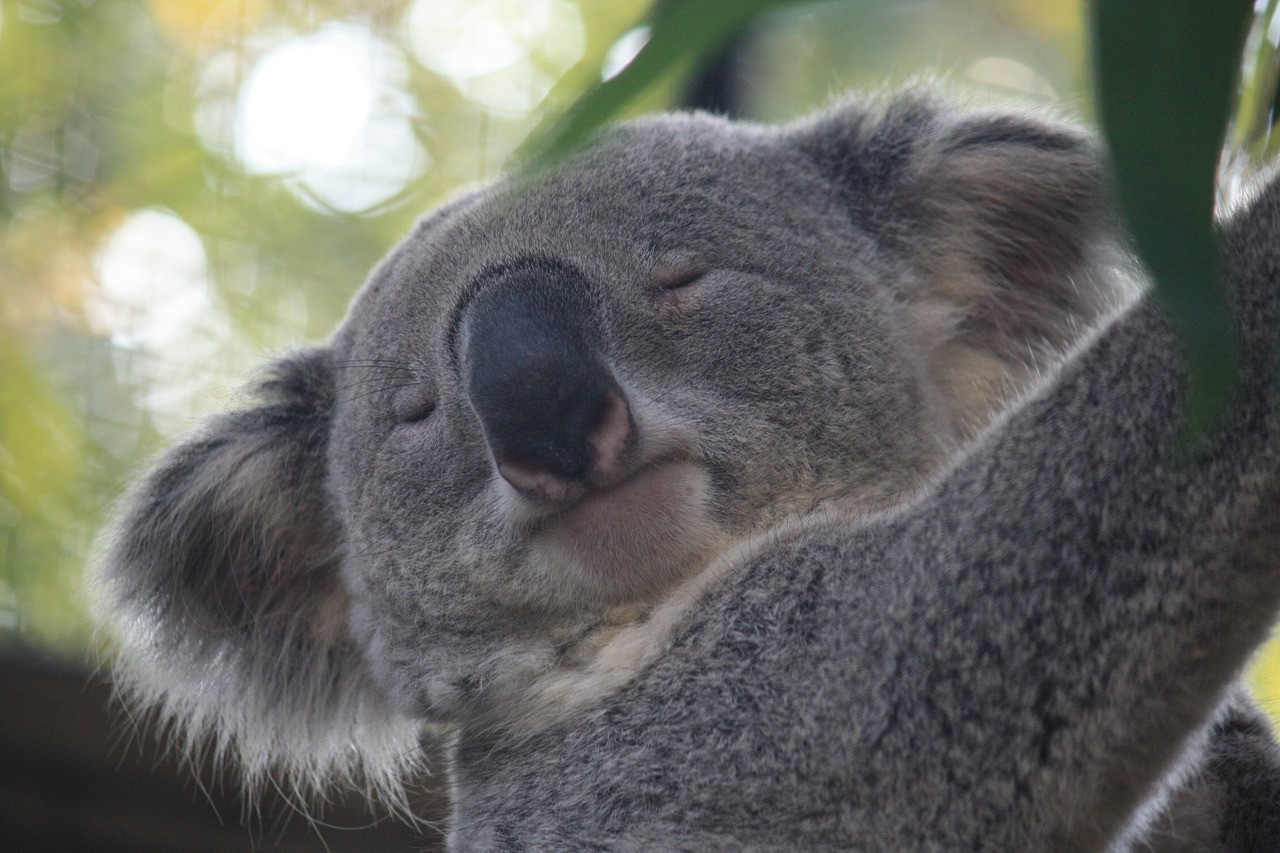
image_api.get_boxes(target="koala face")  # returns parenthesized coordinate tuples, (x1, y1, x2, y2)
(327, 118, 951, 722)
(95, 95, 1130, 790)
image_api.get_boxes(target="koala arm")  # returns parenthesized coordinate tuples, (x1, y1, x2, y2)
(866, 321, 1277, 850)
(1139, 686, 1280, 853)
(808, 175, 1280, 850)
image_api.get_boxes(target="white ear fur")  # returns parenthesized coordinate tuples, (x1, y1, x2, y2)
(92, 349, 424, 812)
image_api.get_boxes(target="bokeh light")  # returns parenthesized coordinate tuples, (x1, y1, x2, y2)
(404, 0, 585, 114)
(0, 0, 654, 662)
(201, 23, 430, 213)
(86, 208, 237, 431)
(601, 25, 650, 81)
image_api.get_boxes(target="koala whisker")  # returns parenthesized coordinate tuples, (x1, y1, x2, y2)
(336, 381, 431, 405)
(331, 359, 422, 374)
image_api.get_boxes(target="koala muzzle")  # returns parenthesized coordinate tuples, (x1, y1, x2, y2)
(459, 259, 634, 505)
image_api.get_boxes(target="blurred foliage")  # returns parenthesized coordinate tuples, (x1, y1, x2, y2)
(1, 0, 1278, 723)
(526, 0, 1087, 162)
(0, 0, 649, 652)
(522, 0, 795, 164)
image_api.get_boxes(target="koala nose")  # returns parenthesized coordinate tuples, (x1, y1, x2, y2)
(459, 259, 634, 504)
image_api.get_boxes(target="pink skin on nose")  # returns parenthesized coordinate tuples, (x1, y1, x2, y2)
(586, 391, 632, 482)
(496, 391, 634, 505)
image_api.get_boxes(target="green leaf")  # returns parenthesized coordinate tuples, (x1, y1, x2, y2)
(1091, 2, 1252, 444)
(517, 0, 815, 167)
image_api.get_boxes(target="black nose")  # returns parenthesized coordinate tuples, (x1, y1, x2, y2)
(458, 259, 633, 503)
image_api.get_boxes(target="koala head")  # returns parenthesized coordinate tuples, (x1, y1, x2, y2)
(94, 93, 1132, 798)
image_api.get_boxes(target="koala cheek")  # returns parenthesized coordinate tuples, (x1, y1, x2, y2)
(345, 598, 419, 717)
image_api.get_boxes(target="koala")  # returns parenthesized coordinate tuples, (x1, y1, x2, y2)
(93, 91, 1280, 851)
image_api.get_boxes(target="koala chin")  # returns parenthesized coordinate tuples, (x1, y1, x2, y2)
(93, 90, 1280, 851)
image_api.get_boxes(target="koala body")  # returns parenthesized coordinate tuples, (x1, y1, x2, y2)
(95, 93, 1280, 851)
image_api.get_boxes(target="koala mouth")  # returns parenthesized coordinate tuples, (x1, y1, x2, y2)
(557, 460, 701, 536)
(522, 460, 724, 602)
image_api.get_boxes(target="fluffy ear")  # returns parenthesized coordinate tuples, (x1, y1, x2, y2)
(793, 93, 1140, 439)
(92, 348, 421, 806)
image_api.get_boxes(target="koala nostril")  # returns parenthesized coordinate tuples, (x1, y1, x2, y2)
(495, 452, 587, 505)
(587, 390, 632, 482)
(492, 392, 635, 504)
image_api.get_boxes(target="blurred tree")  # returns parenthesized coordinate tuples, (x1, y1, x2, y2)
(0, 0, 651, 652)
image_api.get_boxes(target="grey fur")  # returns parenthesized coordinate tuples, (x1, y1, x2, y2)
(92, 91, 1280, 850)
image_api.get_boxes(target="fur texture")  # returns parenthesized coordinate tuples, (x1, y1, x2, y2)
(93, 92, 1280, 850)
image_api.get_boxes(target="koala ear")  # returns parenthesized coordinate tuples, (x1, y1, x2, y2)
(93, 348, 421, 806)
(793, 94, 1137, 439)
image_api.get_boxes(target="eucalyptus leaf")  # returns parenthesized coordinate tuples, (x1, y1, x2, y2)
(518, 0, 818, 165)
(1091, 2, 1252, 443)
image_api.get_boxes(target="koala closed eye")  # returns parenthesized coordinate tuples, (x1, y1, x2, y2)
(391, 383, 437, 424)
(652, 268, 708, 292)
(647, 260, 712, 317)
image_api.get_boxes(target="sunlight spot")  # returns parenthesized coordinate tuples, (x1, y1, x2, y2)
(601, 26, 651, 82)
(406, 0, 544, 78)
(87, 209, 239, 432)
(452, 62, 557, 114)
(91, 209, 215, 353)
(405, 0, 583, 114)
(226, 23, 428, 214)
(237, 27, 376, 173)
(192, 47, 241, 158)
